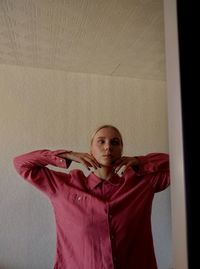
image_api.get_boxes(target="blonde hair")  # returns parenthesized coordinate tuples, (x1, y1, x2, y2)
(90, 125, 123, 146)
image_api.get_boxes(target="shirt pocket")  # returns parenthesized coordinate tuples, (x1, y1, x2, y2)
(63, 186, 90, 207)
(69, 192, 88, 203)
(63, 189, 92, 224)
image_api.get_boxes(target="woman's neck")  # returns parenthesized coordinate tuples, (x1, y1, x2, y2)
(93, 166, 115, 181)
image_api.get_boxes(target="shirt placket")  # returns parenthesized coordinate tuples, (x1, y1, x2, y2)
(102, 182, 117, 268)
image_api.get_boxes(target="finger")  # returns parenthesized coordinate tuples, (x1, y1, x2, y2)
(113, 157, 124, 165)
(113, 157, 125, 169)
(120, 161, 134, 174)
(114, 160, 127, 173)
(115, 158, 132, 174)
(88, 155, 101, 168)
(88, 154, 102, 168)
(85, 155, 100, 169)
(81, 156, 100, 170)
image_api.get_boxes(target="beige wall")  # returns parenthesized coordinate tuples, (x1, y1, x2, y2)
(0, 64, 171, 268)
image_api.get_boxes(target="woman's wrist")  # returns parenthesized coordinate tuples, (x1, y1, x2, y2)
(58, 151, 73, 160)
(132, 157, 139, 166)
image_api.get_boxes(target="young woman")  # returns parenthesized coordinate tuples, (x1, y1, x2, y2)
(13, 125, 170, 269)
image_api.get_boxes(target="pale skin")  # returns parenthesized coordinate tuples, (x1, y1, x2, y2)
(58, 127, 139, 181)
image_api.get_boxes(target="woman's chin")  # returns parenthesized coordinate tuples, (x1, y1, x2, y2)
(99, 161, 114, 168)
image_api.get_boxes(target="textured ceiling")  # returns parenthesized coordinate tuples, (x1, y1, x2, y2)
(0, 0, 165, 80)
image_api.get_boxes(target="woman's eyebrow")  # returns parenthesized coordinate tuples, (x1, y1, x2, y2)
(96, 136, 120, 140)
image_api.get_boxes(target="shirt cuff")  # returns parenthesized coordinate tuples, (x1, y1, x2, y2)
(51, 150, 72, 168)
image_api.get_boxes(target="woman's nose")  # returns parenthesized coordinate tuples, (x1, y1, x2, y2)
(104, 142, 111, 150)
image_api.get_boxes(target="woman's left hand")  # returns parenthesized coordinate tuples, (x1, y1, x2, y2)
(113, 156, 139, 174)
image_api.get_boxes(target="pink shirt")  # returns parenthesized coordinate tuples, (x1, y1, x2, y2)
(13, 150, 170, 269)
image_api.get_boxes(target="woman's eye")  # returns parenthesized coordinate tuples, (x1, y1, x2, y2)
(97, 140, 104, 144)
(112, 140, 120, 145)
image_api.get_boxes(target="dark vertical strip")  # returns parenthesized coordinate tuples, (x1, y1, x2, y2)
(176, 1, 197, 268)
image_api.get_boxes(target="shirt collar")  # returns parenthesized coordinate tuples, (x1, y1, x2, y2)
(87, 172, 123, 190)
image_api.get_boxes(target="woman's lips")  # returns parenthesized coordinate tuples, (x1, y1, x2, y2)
(102, 154, 112, 158)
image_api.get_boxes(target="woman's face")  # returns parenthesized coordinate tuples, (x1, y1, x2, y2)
(90, 127, 123, 167)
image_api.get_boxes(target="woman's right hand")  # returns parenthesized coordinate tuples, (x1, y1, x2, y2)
(58, 151, 100, 171)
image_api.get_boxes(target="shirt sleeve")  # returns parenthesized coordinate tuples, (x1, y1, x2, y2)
(13, 149, 72, 197)
(136, 153, 170, 192)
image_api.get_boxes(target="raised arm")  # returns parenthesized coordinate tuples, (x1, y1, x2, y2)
(13, 149, 101, 196)
(114, 153, 170, 192)
(137, 152, 170, 192)
(13, 149, 72, 196)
